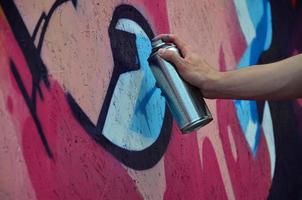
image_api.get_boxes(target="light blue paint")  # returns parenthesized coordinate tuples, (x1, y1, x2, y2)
(246, 0, 265, 29)
(130, 35, 165, 138)
(102, 19, 165, 151)
(233, 0, 273, 155)
(233, 0, 256, 44)
(264, 3, 273, 50)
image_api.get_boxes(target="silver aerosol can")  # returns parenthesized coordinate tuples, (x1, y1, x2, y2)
(148, 38, 213, 133)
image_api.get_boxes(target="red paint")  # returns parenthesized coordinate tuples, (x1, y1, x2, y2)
(0, 1, 274, 199)
(216, 99, 271, 199)
(164, 128, 229, 199)
(225, 2, 247, 64)
(144, 1, 170, 34)
(163, 100, 272, 199)
(164, 125, 206, 200)
(21, 80, 143, 200)
(216, 50, 271, 199)
(219, 46, 227, 72)
(1, 10, 142, 199)
(200, 138, 228, 200)
(134, 0, 170, 34)
(0, 8, 33, 98)
(6, 96, 13, 113)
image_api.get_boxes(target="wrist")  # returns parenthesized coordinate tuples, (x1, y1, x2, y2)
(202, 71, 227, 99)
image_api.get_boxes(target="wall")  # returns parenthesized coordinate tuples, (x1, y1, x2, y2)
(0, 0, 301, 199)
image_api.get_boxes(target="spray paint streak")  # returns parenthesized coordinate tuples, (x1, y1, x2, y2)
(0, 11, 144, 198)
(103, 19, 166, 150)
(233, 0, 273, 155)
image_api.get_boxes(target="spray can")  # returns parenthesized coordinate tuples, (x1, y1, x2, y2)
(148, 38, 213, 133)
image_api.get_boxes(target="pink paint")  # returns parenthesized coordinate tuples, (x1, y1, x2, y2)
(216, 43, 271, 199)
(216, 99, 271, 199)
(6, 96, 13, 113)
(0, 1, 276, 199)
(224, 2, 247, 63)
(164, 130, 231, 200)
(1, 11, 142, 199)
(163, 94, 271, 199)
(164, 125, 206, 200)
(142, 0, 170, 34)
(219, 46, 227, 72)
(21, 80, 143, 199)
(0, 11, 33, 98)
(199, 138, 228, 199)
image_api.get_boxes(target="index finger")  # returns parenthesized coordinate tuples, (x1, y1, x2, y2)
(153, 34, 190, 57)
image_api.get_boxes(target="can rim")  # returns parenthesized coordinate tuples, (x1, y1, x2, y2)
(181, 116, 213, 133)
(149, 44, 177, 58)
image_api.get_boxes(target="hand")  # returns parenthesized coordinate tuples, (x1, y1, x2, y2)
(155, 34, 222, 98)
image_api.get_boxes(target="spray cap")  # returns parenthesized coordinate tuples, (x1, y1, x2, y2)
(151, 38, 165, 49)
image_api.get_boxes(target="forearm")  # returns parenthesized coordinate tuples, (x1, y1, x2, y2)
(156, 34, 302, 100)
(207, 54, 302, 100)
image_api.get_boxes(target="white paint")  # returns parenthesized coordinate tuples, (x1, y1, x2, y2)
(198, 133, 236, 200)
(262, 101, 276, 178)
(125, 158, 166, 200)
(228, 126, 238, 162)
(233, 0, 256, 45)
(102, 70, 165, 151)
(103, 71, 144, 150)
(116, 18, 148, 38)
(102, 18, 165, 151)
(245, 118, 258, 153)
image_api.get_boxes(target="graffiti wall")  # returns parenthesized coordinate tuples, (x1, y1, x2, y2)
(0, 0, 301, 199)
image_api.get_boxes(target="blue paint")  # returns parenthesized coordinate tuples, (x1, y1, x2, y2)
(264, 3, 272, 50)
(234, 0, 272, 155)
(102, 18, 166, 151)
(129, 35, 165, 138)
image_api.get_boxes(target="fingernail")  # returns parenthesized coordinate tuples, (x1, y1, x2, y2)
(158, 48, 165, 55)
(162, 35, 170, 41)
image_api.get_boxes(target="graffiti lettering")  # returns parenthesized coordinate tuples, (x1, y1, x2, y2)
(1, 0, 302, 199)
(68, 5, 173, 170)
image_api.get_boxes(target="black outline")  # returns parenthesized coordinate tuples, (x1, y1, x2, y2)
(0, 0, 78, 157)
(68, 5, 173, 170)
(1, 1, 173, 170)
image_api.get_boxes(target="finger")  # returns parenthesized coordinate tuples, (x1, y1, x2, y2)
(154, 34, 190, 57)
(153, 34, 171, 42)
(158, 48, 186, 71)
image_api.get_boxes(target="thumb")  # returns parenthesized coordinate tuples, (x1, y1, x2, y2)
(158, 49, 185, 71)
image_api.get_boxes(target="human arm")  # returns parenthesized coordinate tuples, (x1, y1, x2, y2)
(156, 34, 302, 100)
